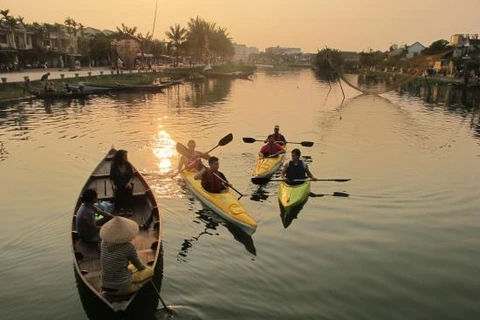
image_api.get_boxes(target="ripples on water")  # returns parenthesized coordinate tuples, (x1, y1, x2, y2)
(0, 71, 479, 320)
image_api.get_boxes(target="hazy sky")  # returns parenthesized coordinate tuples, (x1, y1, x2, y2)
(2, 0, 479, 52)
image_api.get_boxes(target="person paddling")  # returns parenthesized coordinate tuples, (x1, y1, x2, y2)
(259, 135, 285, 158)
(281, 148, 318, 185)
(194, 156, 230, 193)
(176, 139, 211, 172)
(265, 125, 286, 146)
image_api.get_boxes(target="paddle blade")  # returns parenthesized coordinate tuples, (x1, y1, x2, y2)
(300, 141, 314, 147)
(251, 177, 271, 184)
(218, 133, 233, 146)
(333, 192, 350, 197)
(242, 137, 257, 143)
(175, 142, 190, 157)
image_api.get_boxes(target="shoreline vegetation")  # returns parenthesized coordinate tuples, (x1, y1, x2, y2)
(0, 64, 256, 103)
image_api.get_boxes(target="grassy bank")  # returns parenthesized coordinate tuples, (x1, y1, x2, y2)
(0, 64, 257, 104)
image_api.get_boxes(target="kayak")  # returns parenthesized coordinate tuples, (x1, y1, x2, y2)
(278, 180, 311, 211)
(181, 169, 257, 235)
(253, 144, 287, 179)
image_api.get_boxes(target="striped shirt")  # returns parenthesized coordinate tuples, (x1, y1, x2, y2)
(100, 241, 145, 289)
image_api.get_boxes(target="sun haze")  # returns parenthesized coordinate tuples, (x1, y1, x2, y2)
(2, 0, 479, 52)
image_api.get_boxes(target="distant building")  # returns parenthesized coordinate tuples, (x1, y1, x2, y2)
(406, 42, 426, 59)
(450, 34, 480, 58)
(233, 44, 259, 62)
(265, 46, 302, 55)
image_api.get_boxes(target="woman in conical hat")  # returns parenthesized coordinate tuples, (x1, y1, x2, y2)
(100, 217, 153, 296)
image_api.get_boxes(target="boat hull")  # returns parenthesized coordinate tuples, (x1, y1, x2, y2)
(71, 148, 161, 313)
(181, 170, 257, 235)
(278, 181, 311, 210)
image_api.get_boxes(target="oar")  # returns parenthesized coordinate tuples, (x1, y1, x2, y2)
(242, 137, 314, 147)
(176, 141, 245, 199)
(251, 177, 351, 184)
(309, 191, 350, 197)
(170, 133, 234, 177)
(150, 280, 174, 315)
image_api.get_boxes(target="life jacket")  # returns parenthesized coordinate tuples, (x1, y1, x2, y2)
(261, 143, 282, 157)
(272, 133, 286, 143)
(285, 160, 306, 185)
(201, 170, 227, 193)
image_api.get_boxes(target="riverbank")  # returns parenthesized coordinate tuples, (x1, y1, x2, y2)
(0, 64, 256, 104)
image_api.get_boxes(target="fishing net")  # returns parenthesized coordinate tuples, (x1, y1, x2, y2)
(326, 50, 452, 95)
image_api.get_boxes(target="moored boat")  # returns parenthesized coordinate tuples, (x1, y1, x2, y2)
(181, 169, 257, 235)
(71, 148, 161, 312)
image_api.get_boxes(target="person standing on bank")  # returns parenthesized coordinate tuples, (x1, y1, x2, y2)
(281, 148, 318, 185)
(100, 217, 154, 296)
(76, 188, 115, 243)
(265, 125, 287, 146)
(40, 72, 50, 83)
(194, 156, 230, 193)
(110, 150, 134, 216)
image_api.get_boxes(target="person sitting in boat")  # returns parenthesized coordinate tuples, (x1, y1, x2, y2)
(177, 139, 210, 172)
(194, 156, 230, 193)
(110, 150, 134, 216)
(100, 217, 153, 296)
(265, 125, 287, 145)
(76, 188, 114, 243)
(281, 148, 318, 185)
(259, 135, 285, 158)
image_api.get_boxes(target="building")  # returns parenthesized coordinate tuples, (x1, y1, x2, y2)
(406, 42, 426, 59)
(233, 43, 259, 62)
(265, 46, 302, 55)
(450, 34, 480, 58)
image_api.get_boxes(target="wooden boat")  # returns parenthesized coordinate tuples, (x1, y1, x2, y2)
(71, 148, 161, 312)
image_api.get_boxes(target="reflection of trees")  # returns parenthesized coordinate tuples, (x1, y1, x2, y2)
(169, 78, 232, 108)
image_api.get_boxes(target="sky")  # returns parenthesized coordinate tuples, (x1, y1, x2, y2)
(2, 0, 480, 53)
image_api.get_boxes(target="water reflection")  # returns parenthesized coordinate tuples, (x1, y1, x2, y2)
(177, 207, 256, 262)
(167, 79, 232, 109)
(279, 198, 309, 229)
(250, 185, 270, 202)
(75, 246, 164, 320)
(152, 128, 176, 176)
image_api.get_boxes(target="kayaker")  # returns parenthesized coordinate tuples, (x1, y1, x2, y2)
(281, 148, 318, 185)
(110, 149, 134, 216)
(259, 135, 285, 158)
(75, 188, 114, 243)
(265, 125, 287, 145)
(194, 156, 230, 193)
(100, 216, 153, 296)
(177, 139, 211, 172)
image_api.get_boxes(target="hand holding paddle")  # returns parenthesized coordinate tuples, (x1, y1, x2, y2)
(243, 137, 314, 147)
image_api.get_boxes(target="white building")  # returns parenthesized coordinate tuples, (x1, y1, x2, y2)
(406, 42, 425, 59)
(265, 46, 302, 55)
(234, 44, 259, 62)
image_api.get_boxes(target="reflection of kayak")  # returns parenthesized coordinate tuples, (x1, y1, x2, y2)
(253, 145, 287, 179)
(72, 148, 161, 312)
(278, 181, 311, 211)
(181, 169, 257, 235)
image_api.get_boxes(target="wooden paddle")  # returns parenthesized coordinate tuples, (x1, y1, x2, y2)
(176, 140, 245, 198)
(251, 177, 351, 184)
(169, 133, 234, 178)
(150, 279, 173, 315)
(242, 137, 314, 147)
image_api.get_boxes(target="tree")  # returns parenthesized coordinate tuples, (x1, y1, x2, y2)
(165, 24, 186, 66)
(422, 39, 450, 55)
(116, 23, 137, 36)
(0, 9, 19, 49)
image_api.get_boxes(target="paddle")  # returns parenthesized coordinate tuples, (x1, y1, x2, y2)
(309, 191, 350, 197)
(176, 141, 245, 199)
(170, 133, 234, 178)
(251, 177, 351, 184)
(150, 280, 173, 315)
(242, 137, 314, 147)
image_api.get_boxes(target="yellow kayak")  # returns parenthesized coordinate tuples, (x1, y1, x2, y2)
(181, 170, 257, 235)
(253, 144, 287, 179)
(278, 181, 311, 210)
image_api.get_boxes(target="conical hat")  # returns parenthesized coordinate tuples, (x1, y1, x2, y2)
(100, 217, 139, 244)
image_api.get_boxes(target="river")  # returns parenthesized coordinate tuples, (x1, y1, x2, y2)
(0, 68, 479, 320)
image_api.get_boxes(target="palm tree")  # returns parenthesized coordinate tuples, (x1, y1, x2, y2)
(165, 24, 186, 67)
(186, 16, 209, 63)
(115, 23, 137, 36)
(0, 9, 18, 49)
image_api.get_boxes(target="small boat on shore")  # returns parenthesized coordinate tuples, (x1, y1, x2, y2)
(72, 148, 161, 313)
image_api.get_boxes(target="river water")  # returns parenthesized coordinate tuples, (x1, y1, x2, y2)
(0, 68, 479, 320)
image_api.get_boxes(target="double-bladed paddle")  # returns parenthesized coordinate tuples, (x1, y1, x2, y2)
(169, 133, 233, 178)
(309, 191, 350, 197)
(251, 177, 351, 184)
(176, 138, 245, 199)
(242, 137, 314, 147)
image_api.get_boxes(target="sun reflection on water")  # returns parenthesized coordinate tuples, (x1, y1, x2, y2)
(152, 124, 177, 175)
